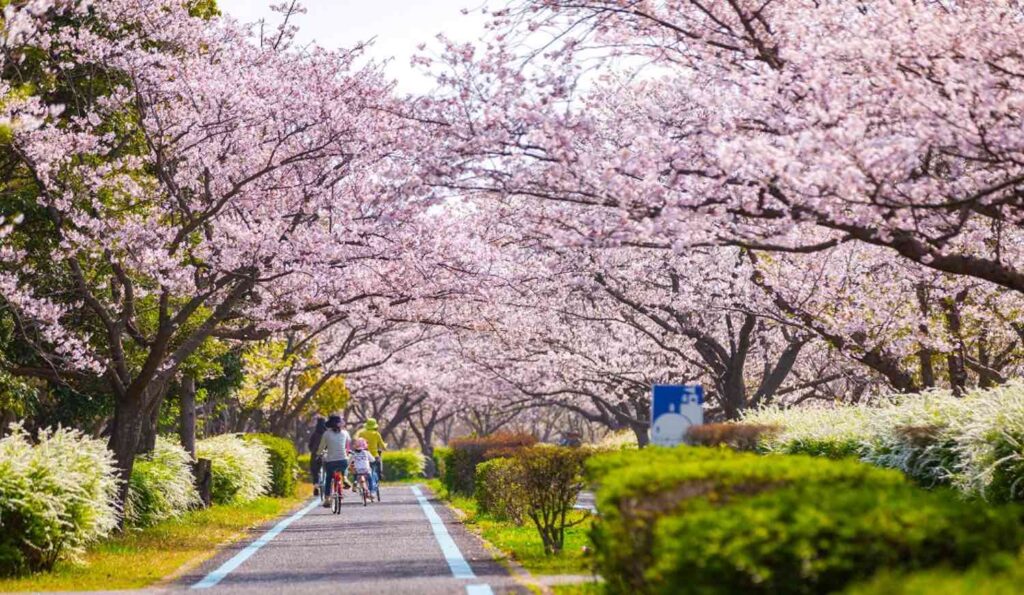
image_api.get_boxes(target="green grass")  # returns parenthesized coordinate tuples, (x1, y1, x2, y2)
(0, 485, 312, 592)
(421, 479, 593, 575)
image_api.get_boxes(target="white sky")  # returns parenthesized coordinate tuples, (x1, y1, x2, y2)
(217, 0, 490, 93)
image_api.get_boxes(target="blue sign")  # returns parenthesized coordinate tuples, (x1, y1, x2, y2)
(650, 384, 704, 446)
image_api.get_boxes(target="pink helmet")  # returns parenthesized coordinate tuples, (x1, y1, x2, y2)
(353, 437, 368, 450)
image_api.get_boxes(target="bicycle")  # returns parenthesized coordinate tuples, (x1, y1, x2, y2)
(330, 470, 345, 514)
(354, 471, 371, 506)
(372, 457, 383, 502)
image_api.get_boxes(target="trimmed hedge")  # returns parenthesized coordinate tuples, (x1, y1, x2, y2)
(444, 432, 536, 495)
(197, 434, 271, 504)
(844, 554, 1024, 595)
(475, 457, 524, 522)
(588, 446, 1024, 595)
(245, 434, 297, 497)
(381, 449, 425, 481)
(685, 422, 778, 451)
(0, 426, 119, 575)
(433, 446, 453, 484)
(125, 436, 199, 527)
(297, 452, 312, 482)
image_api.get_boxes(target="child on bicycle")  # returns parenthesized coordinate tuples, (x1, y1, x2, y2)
(355, 418, 387, 490)
(349, 437, 376, 501)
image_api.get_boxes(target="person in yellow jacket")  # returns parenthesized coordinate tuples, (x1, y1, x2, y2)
(355, 418, 387, 492)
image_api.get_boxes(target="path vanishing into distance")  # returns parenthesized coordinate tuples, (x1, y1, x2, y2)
(167, 485, 525, 595)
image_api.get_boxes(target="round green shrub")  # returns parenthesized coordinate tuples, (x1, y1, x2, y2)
(589, 447, 909, 594)
(197, 434, 271, 504)
(474, 457, 524, 522)
(381, 449, 425, 481)
(844, 553, 1024, 595)
(589, 446, 1024, 595)
(125, 436, 198, 527)
(648, 484, 1024, 595)
(244, 434, 297, 497)
(0, 426, 119, 576)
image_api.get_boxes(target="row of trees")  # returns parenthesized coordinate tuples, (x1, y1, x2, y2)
(3, 0, 1024, 511)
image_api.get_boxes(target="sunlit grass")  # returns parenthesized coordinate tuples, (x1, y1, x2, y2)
(0, 484, 311, 592)
(422, 479, 593, 575)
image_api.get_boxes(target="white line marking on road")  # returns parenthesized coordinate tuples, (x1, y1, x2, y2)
(192, 497, 321, 589)
(411, 485, 476, 579)
(466, 585, 495, 595)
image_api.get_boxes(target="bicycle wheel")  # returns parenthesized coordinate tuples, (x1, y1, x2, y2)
(360, 479, 368, 506)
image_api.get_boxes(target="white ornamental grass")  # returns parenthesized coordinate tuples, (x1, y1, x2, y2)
(197, 434, 271, 504)
(859, 390, 965, 486)
(597, 429, 639, 450)
(741, 402, 873, 456)
(124, 436, 199, 527)
(0, 425, 119, 573)
(949, 381, 1024, 502)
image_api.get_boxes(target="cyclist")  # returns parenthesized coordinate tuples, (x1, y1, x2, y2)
(349, 437, 376, 501)
(355, 418, 387, 491)
(316, 415, 351, 507)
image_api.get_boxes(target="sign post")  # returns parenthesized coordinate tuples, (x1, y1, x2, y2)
(650, 384, 704, 447)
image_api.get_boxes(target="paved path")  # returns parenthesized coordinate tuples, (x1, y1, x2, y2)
(174, 485, 527, 595)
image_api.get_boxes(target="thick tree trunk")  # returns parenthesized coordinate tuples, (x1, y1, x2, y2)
(631, 422, 650, 448)
(108, 395, 145, 527)
(179, 374, 197, 458)
(943, 295, 970, 395)
(419, 425, 436, 477)
(138, 402, 161, 454)
(137, 379, 171, 454)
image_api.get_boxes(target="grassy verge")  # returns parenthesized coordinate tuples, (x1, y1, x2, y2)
(422, 479, 593, 576)
(0, 484, 312, 592)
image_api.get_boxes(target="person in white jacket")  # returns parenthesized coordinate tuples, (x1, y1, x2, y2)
(349, 437, 376, 501)
(317, 415, 351, 506)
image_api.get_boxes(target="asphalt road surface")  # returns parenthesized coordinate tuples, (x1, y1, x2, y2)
(175, 485, 527, 595)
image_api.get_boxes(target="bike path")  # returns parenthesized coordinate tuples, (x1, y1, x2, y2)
(176, 485, 527, 595)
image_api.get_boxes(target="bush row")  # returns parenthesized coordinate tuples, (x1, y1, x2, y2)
(586, 446, 1024, 595)
(442, 432, 536, 495)
(0, 426, 120, 575)
(0, 429, 295, 576)
(381, 449, 425, 481)
(197, 434, 273, 504)
(742, 381, 1024, 501)
(124, 437, 199, 527)
(245, 433, 297, 497)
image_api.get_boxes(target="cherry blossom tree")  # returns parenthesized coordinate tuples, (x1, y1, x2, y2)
(419, 0, 1024, 293)
(0, 0, 432, 508)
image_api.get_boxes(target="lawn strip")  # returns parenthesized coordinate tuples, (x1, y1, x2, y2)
(421, 479, 593, 576)
(0, 484, 311, 592)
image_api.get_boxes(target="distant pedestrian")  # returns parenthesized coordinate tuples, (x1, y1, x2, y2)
(307, 416, 327, 493)
(559, 431, 582, 448)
